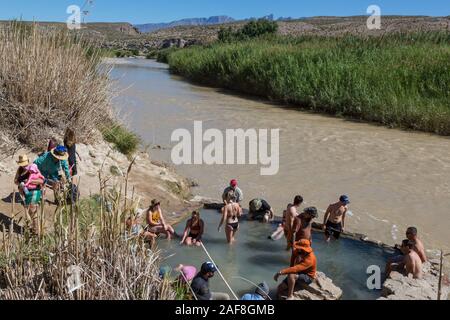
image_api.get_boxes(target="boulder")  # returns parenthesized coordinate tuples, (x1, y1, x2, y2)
(278, 271, 343, 300)
(380, 262, 450, 300)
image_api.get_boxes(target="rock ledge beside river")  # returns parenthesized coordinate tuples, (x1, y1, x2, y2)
(278, 272, 343, 300)
(379, 261, 449, 300)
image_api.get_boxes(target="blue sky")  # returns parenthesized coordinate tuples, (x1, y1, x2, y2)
(0, 0, 448, 24)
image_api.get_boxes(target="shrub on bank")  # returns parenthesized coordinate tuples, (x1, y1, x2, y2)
(0, 21, 113, 149)
(102, 124, 140, 156)
(167, 32, 450, 135)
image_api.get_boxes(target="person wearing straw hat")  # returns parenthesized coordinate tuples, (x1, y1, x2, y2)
(274, 239, 317, 300)
(14, 154, 30, 196)
(34, 145, 71, 192)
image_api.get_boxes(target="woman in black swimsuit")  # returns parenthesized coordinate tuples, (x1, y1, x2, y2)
(218, 192, 242, 244)
(180, 211, 204, 246)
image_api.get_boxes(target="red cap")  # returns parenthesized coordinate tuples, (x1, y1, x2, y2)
(230, 179, 238, 187)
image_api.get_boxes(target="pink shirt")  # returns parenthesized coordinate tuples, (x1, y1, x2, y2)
(24, 173, 45, 190)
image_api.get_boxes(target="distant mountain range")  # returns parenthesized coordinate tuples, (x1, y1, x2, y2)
(134, 14, 295, 33)
(134, 15, 236, 33)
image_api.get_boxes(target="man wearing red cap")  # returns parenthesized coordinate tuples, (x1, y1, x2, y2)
(222, 179, 243, 205)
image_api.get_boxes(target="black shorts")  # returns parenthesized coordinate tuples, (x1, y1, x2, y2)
(227, 222, 239, 231)
(283, 273, 313, 286)
(188, 232, 200, 240)
(325, 221, 342, 239)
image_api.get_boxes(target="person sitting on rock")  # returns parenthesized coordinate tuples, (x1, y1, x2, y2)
(386, 239, 423, 279)
(126, 210, 157, 244)
(274, 239, 317, 300)
(145, 199, 176, 240)
(248, 198, 274, 223)
(386, 227, 427, 276)
(241, 281, 271, 300)
(406, 227, 427, 263)
(222, 179, 243, 205)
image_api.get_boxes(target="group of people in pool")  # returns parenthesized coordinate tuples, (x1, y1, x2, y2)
(137, 178, 428, 300)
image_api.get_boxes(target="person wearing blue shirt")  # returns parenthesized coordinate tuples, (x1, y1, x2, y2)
(241, 282, 270, 300)
(34, 145, 71, 194)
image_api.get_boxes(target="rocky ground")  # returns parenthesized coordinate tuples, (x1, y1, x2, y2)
(380, 260, 450, 300)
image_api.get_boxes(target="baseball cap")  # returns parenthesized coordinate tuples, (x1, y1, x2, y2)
(339, 195, 350, 205)
(201, 261, 217, 273)
(230, 179, 238, 187)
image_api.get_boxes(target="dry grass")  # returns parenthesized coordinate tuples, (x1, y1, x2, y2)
(0, 167, 176, 300)
(0, 21, 113, 152)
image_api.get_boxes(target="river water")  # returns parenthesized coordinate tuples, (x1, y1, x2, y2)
(109, 58, 450, 254)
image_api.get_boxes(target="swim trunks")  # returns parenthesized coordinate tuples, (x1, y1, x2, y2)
(325, 221, 343, 239)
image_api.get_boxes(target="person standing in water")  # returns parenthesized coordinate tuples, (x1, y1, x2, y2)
(218, 192, 242, 244)
(292, 207, 318, 245)
(284, 195, 304, 250)
(180, 211, 205, 246)
(222, 179, 243, 205)
(323, 195, 349, 242)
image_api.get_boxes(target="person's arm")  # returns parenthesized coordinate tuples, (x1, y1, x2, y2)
(279, 258, 310, 275)
(158, 208, 167, 227)
(222, 188, 228, 205)
(198, 220, 204, 240)
(341, 209, 347, 231)
(404, 257, 414, 277)
(323, 206, 331, 230)
(218, 209, 226, 232)
(14, 169, 20, 185)
(269, 207, 274, 220)
(180, 220, 190, 244)
(62, 160, 71, 182)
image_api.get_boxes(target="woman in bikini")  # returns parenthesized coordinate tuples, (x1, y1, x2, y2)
(218, 191, 242, 244)
(146, 199, 176, 240)
(180, 210, 204, 246)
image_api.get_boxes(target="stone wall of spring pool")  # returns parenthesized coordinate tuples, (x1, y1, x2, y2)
(157, 208, 397, 300)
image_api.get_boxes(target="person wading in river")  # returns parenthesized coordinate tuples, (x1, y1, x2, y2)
(292, 207, 318, 246)
(222, 179, 243, 205)
(218, 192, 242, 244)
(323, 195, 349, 242)
(180, 210, 204, 246)
(284, 195, 304, 250)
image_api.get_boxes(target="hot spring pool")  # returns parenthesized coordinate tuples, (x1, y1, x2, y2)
(158, 209, 396, 300)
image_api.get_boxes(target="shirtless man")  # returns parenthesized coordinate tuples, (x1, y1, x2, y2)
(292, 207, 318, 245)
(284, 195, 304, 250)
(400, 239, 423, 279)
(406, 227, 427, 263)
(218, 192, 242, 244)
(323, 195, 349, 242)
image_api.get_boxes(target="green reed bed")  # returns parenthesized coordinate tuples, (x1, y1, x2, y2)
(167, 33, 450, 135)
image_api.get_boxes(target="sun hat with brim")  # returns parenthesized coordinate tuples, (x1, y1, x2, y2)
(16, 154, 30, 167)
(50, 146, 69, 161)
(293, 239, 313, 254)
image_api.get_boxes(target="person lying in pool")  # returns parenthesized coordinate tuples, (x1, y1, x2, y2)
(180, 210, 204, 246)
(218, 192, 242, 244)
(292, 207, 318, 245)
(323, 195, 349, 242)
(274, 239, 317, 300)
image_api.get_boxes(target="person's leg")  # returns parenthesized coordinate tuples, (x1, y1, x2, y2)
(27, 204, 39, 235)
(287, 274, 298, 298)
(194, 239, 202, 247)
(225, 225, 233, 244)
(210, 292, 230, 300)
(185, 237, 193, 246)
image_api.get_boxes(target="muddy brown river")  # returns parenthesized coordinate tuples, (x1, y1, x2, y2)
(109, 58, 450, 254)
